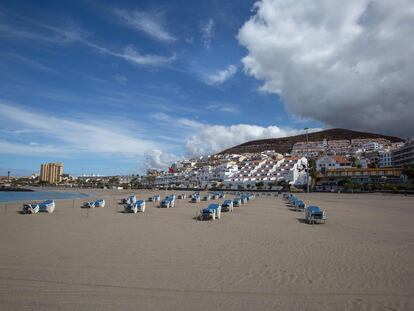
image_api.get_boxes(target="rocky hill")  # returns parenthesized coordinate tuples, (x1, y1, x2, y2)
(218, 128, 404, 155)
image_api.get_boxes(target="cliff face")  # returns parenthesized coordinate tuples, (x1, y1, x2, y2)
(218, 128, 404, 155)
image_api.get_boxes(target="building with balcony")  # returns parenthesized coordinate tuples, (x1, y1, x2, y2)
(392, 141, 414, 167)
(40, 162, 63, 184)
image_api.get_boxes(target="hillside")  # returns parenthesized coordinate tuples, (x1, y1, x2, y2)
(218, 128, 404, 155)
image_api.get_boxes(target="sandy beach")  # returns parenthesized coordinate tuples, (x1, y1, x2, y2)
(0, 190, 413, 310)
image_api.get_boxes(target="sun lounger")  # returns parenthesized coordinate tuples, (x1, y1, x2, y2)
(122, 195, 136, 205)
(124, 200, 145, 213)
(22, 203, 40, 214)
(221, 200, 234, 212)
(82, 201, 95, 208)
(191, 195, 200, 203)
(294, 199, 305, 211)
(233, 197, 241, 207)
(37, 200, 55, 213)
(161, 195, 175, 208)
(95, 199, 105, 208)
(198, 203, 221, 220)
(305, 205, 326, 224)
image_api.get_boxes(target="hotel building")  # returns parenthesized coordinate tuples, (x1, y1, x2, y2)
(40, 162, 63, 184)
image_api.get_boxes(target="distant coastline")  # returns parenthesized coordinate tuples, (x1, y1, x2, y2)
(0, 186, 33, 192)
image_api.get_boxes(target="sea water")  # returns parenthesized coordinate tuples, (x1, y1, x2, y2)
(0, 191, 90, 203)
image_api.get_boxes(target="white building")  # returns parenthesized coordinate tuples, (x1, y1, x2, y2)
(224, 157, 308, 188)
(316, 156, 352, 172)
(379, 150, 393, 167)
(363, 141, 384, 152)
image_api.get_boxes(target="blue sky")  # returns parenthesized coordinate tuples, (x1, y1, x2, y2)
(1, 0, 410, 176)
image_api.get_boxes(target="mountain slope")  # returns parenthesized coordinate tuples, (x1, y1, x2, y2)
(218, 128, 404, 155)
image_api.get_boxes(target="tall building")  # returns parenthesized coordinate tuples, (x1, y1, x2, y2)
(40, 162, 63, 184)
(392, 141, 414, 167)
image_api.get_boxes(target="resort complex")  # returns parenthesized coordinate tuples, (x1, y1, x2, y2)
(149, 135, 413, 191)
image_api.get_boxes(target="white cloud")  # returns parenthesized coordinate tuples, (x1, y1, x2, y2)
(120, 45, 176, 66)
(151, 112, 203, 128)
(0, 13, 175, 67)
(238, 0, 414, 136)
(0, 101, 159, 157)
(206, 103, 239, 114)
(200, 18, 214, 48)
(0, 140, 65, 156)
(203, 64, 237, 85)
(144, 149, 180, 170)
(113, 9, 176, 43)
(186, 124, 321, 156)
(112, 74, 128, 83)
(5, 53, 56, 72)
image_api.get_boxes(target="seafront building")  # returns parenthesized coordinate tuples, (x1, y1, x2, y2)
(392, 141, 414, 167)
(149, 137, 412, 190)
(316, 167, 403, 191)
(40, 162, 63, 184)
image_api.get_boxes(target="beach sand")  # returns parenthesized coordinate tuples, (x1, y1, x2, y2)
(0, 190, 413, 310)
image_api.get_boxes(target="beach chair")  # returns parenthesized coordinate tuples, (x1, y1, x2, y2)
(305, 206, 326, 224)
(22, 203, 40, 214)
(198, 204, 221, 220)
(94, 199, 105, 208)
(233, 197, 241, 207)
(124, 200, 145, 213)
(191, 195, 201, 203)
(123, 195, 136, 205)
(221, 200, 234, 212)
(294, 199, 305, 211)
(161, 195, 175, 208)
(82, 201, 96, 208)
(38, 200, 56, 213)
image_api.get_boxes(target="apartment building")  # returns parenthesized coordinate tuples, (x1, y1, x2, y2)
(392, 141, 414, 167)
(40, 162, 63, 184)
(316, 156, 352, 172)
(379, 150, 393, 167)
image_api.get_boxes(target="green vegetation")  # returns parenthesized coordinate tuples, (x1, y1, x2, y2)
(255, 181, 264, 189)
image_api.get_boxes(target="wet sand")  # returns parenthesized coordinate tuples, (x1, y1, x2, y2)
(0, 190, 413, 310)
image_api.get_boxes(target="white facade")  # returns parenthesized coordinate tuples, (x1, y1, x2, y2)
(223, 157, 308, 188)
(379, 151, 393, 167)
(316, 156, 352, 172)
(363, 141, 383, 152)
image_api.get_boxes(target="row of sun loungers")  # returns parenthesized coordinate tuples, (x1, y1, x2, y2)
(198, 192, 256, 220)
(22, 200, 56, 214)
(82, 199, 105, 208)
(21, 192, 256, 218)
(23, 198, 109, 214)
(283, 193, 326, 224)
